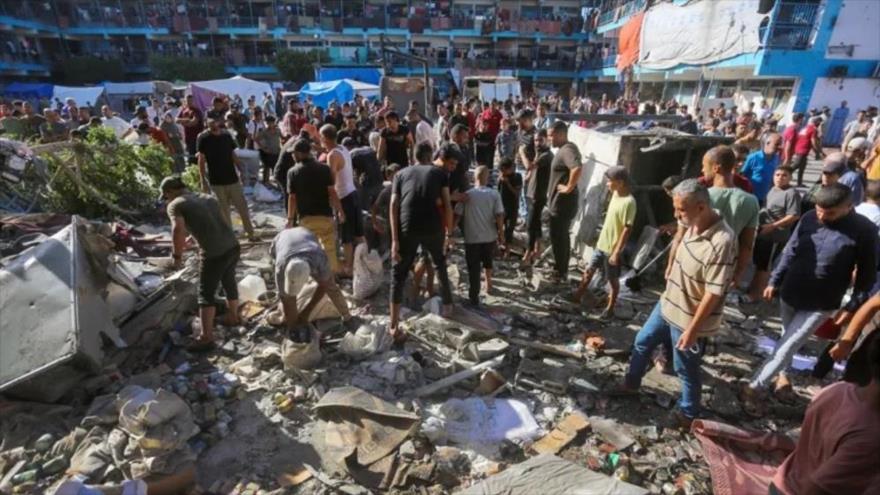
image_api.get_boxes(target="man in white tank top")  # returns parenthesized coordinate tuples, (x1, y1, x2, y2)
(321, 124, 364, 278)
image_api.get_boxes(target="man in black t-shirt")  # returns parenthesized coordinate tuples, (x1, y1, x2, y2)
(286, 138, 344, 274)
(324, 103, 344, 130)
(389, 142, 454, 339)
(197, 117, 256, 241)
(524, 128, 553, 265)
(546, 121, 583, 281)
(379, 111, 413, 167)
(345, 138, 384, 210)
(206, 97, 227, 125)
(442, 124, 471, 201)
(338, 113, 367, 148)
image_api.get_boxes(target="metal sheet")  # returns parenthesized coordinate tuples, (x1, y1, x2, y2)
(0, 217, 120, 397)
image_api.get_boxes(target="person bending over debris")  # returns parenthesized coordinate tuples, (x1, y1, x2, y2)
(616, 179, 736, 428)
(573, 166, 636, 319)
(389, 142, 454, 340)
(769, 335, 880, 495)
(271, 227, 352, 341)
(160, 176, 241, 351)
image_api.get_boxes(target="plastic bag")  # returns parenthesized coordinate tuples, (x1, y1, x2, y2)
(352, 244, 384, 300)
(254, 182, 282, 203)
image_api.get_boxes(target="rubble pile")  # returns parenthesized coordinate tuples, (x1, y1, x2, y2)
(0, 198, 825, 495)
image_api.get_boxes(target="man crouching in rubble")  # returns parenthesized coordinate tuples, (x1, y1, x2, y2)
(160, 176, 241, 350)
(271, 226, 352, 341)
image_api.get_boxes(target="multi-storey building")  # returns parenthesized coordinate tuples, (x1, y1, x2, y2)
(0, 0, 598, 95)
(584, 0, 879, 115)
(1, 0, 877, 115)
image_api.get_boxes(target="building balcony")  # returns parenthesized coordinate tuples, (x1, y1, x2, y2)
(597, 0, 646, 28)
(763, 1, 820, 50)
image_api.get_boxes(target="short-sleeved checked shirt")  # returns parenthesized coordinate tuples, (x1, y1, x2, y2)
(661, 217, 737, 337)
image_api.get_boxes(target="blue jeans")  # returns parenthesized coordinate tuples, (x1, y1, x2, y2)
(624, 302, 704, 419)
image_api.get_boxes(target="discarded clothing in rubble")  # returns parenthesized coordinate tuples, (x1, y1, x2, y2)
(311, 386, 420, 477)
(457, 454, 648, 495)
(692, 419, 796, 495)
(422, 398, 543, 457)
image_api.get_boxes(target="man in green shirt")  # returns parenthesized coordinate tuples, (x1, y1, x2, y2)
(704, 145, 759, 290)
(573, 166, 637, 318)
(160, 176, 241, 350)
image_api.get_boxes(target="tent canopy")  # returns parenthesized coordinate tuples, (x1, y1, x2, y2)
(316, 67, 383, 85)
(4, 82, 54, 99)
(102, 81, 155, 95)
(188, 75, 273, 111)
(52, 85, 106, 106)
(298, 79, 380, 108)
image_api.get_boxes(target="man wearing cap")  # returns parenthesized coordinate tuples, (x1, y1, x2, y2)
(546, 120, 583, 282)
(271, 227, 352, 340)
(286, 138, 344, 274)
(573, 165, 636, 318)
(160, 176, 241, 350)
(197, 116, 257, 241)
(742, 183, 878, 414)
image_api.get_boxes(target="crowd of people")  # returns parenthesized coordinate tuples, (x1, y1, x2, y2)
(4, 85, 880, 492)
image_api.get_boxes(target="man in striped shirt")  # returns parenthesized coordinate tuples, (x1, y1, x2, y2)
(617, 179, 737, 428)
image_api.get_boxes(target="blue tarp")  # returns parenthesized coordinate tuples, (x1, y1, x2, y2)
(316, 67, 383, 85)
(4, 82, 54, 99)
(298, 80, 355, 109)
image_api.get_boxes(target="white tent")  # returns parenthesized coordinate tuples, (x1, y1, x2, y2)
(52, 85, 106, 107)
(188, 75, 273, 110)
(344, 79, 380, 99)
(102, 81, 155, 95)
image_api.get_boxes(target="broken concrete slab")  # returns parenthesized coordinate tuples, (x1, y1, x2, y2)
(530, 412, 590, 455)
(590, 416, 636, 451)
(457, 454, 648, 495)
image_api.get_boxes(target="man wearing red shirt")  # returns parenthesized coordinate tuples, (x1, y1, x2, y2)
(479, 100, 503, 141)
(790, 116, 824, 186)
(176, 94, 204, 161)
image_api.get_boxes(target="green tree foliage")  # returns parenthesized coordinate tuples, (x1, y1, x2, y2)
(30, 127, 173, 219)
(273, 49, 326, 84)
(55, 57, 125, 85)
(150, 55, 226, 82)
